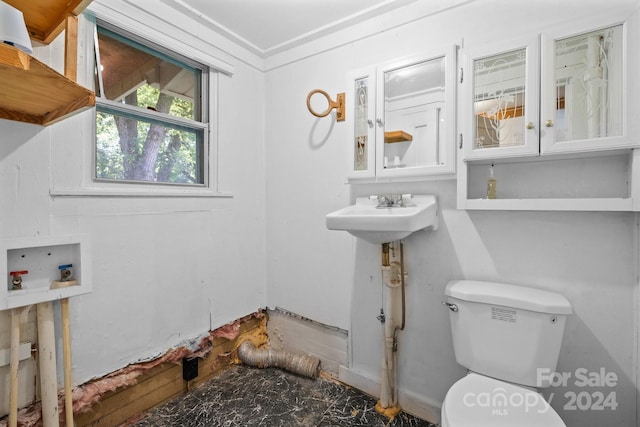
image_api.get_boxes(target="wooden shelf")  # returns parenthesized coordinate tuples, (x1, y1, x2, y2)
(0, 43, 95, 125)
(0, 0, 95, 126)
(0, 43, 30, 69)
(4, 0, 92, 44)
(384, 130, 413, 143)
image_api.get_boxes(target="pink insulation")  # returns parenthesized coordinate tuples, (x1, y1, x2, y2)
(0, 311, 265, 427)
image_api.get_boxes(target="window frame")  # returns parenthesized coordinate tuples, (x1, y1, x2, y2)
(93, 19, 211, 189)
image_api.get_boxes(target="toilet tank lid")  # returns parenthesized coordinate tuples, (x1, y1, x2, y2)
(445, 280, 572, 314)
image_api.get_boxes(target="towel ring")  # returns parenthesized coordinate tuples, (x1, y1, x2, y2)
(306, 89, 345, 122)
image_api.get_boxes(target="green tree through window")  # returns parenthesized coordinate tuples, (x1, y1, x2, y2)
(94, 24, 208, 185)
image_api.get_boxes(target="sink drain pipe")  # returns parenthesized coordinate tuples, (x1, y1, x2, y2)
(238, 341, 321, 379)
(377, 241, 406, 417)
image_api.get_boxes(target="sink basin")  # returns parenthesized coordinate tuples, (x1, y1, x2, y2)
(326, 195, 438, 244)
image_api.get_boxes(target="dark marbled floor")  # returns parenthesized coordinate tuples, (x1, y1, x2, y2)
(129, 365, 436, 427)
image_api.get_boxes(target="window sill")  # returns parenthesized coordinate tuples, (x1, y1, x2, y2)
(49, 187, 233, 198)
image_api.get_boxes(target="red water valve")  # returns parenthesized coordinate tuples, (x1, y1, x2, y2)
(9, 270, 28, 290)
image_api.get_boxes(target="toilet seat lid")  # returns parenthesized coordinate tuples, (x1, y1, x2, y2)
(442, 373, 565, 427)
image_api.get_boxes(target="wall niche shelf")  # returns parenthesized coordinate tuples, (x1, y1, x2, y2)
(0, 234, 91, 310)
(457, 150, 640, 212)
(0, 0, 95, 126)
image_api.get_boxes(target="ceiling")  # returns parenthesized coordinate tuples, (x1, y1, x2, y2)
(161, 0, 421, 57)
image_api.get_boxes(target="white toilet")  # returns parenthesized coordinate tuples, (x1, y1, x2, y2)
(441, 280, 572, 427)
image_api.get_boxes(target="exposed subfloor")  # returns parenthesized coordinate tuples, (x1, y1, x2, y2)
(128, 365, 437, 427)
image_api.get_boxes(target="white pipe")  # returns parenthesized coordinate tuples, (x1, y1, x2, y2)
(379, 277, 395, 408)
(393, 332, 399, 404)
(51, 278, 78, 427)
(61, 298, 74, 427)
(37, 302, 60, 427)
(9, 305, 33, 427)
(378, 242, 404, 410)
(9, 309, 20, 427)
(386, 281, 401, 406)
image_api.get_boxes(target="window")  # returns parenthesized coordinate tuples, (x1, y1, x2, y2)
(94, 22, 209, 186)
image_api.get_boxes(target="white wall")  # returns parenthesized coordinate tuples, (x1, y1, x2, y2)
(0, 0, 268, 387)
(1, 0, 639, 425)
(265, 1, 640, 426)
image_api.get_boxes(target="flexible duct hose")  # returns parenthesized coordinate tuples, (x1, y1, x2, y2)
(238, 341, 321, 379)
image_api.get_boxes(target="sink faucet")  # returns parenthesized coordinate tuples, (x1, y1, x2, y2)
(377, 194, 403, 207)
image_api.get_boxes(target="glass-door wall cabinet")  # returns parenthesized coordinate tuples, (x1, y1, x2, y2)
(461, 13, 637, 161)
(347, 45, 457, 181)
(457, 11, 638, 212)
(541, 21, 636, 154)
(461, 35, 540, 160)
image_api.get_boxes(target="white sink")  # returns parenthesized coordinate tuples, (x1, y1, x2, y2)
(326, 195, 438, 244)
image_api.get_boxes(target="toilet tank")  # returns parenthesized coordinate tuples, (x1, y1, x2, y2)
(445, 280, 572, 388)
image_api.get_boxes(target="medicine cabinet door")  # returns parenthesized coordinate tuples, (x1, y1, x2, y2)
(346, 66, 377, 180)
(375, 46, 457, 180)
(462, 35, 540, 161)
(540, 15, 638, 154)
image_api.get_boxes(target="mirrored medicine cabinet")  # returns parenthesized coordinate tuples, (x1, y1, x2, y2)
(347, 45, 457, 181)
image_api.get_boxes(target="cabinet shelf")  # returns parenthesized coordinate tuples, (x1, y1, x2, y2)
(464, 198, 633, 212)
(0, 0, 95, 126)
(384, 130, 413, 143)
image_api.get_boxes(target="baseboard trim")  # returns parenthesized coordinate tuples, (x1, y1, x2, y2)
(338, 365, 441, 425)
(266, 307, 348, 375)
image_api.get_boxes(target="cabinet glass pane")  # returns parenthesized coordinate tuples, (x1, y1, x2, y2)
(354, 77, 369, 171)
(474, 48, 527, 150)
(383, 57, 445, 169)
(554, 24, 623, 142)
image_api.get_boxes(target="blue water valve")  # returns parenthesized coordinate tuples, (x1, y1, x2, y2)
(58, 264, 73, 281)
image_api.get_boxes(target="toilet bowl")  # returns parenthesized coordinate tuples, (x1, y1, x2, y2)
(442, 280, 572, 427)
(441, 373, 565, 427)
